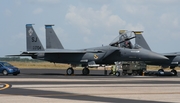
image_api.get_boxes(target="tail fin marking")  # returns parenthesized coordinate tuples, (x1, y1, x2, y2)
(26, 24, 44, 51)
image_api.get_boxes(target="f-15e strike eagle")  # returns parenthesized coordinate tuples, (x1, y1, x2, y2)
(10, 24, 169, 76)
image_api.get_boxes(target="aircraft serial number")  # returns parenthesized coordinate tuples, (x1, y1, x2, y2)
(33, 46, 41, 50)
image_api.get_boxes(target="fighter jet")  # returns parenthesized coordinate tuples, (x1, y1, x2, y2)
(134, 31, 179, 75)
(13, 24, 168, 76)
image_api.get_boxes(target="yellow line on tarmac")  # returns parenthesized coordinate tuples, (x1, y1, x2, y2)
(0, 83, 10, 90)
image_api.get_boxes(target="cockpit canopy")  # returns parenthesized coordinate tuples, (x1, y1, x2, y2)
(109, 30, 135, 49)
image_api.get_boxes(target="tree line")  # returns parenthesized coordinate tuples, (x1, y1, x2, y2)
(0, 56, 43, 62)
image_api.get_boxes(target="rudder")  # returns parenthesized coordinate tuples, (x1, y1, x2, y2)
(45, 25, 64, 49)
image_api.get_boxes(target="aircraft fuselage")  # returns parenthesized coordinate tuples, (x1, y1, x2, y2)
(34, 46, 168, 65)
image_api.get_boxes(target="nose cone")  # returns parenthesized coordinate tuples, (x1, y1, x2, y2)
(149, 52, 169, 61)
(140, 49, 169, 61)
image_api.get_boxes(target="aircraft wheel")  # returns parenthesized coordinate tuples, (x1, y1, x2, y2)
(115, 71, 120, 77)
(171, 69, 177, 76)
(82, 68, 90, 75)
(158, 69, 165, 75)
(2, 70, 8, 76)
(66, 67, 74, 75)
(158, 69, 164, 72)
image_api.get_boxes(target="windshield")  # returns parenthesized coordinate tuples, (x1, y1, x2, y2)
(109, 35, 121, 46)
(133, 44, 142, 49)
(2, 62, 13, 67)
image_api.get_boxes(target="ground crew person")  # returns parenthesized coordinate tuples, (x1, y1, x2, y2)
(109, 65, 116, 75)
(112, 65, 116, 75)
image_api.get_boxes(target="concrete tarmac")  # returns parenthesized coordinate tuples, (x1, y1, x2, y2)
(0, 69, 180, 103)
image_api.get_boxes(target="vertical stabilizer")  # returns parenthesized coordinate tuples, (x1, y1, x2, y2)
(26, 24, 44, 51)
(45, 25, 64, 49)
(133, 31, 151, 51)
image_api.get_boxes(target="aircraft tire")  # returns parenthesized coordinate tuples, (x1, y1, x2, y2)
(158, 69, 164, 72)
(82, 68, 90, 75)
(2, 70, 8, 76)
(171, 69, 177, 76)
(115, 71, 120, 77)
(66, 67, 74, 75)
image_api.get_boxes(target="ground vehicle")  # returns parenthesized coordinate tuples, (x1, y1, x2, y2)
(0, 61, 20, 75)
(122, 61, 146, 75)
(109, 61, 146, 76)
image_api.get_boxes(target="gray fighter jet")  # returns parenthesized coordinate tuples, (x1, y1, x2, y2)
(134, 31, 179, 75)
(14, 24, 169, 76)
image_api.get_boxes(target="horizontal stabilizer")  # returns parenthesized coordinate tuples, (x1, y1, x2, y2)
(6, 54, 35, 57)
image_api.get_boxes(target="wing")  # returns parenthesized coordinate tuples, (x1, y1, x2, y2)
(8, 49, 104, 57)
(22, 50, 87, 54)
(162, 53, 178, 57)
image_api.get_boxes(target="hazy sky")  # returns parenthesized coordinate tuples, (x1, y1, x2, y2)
(1, 0, 180, 57)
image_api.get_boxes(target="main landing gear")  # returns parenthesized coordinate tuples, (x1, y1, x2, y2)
(170, 66, 177, 76)
(82, 67, 90, 75)
(66, 67, 90, 75)
(66, 67, 74, 75)
(158, 67, 177, 76)
(171, 69, 177, 76)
